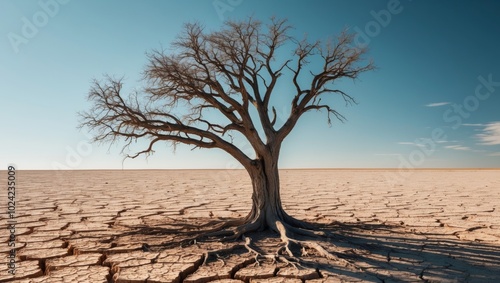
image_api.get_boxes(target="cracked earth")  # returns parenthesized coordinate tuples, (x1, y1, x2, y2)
(1, 169, 499, 282)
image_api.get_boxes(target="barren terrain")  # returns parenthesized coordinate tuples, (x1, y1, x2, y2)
(1, 169, 499, 282)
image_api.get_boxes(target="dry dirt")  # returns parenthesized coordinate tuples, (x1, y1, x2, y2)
(1, 169, 499, 282)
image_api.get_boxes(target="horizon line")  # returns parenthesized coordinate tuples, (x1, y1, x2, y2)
(3, 167, 500, 171)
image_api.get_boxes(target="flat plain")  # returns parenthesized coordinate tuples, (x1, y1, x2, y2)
(1, 169, 499, 282)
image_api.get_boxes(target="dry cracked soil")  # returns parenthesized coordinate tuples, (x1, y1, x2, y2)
(1, 169, 499, 282)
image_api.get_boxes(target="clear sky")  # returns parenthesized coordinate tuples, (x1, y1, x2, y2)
(1, 0, 500, 170)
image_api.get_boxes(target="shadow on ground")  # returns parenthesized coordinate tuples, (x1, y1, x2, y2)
(321, 221, 500, 282)
(99, 218, 500, 282)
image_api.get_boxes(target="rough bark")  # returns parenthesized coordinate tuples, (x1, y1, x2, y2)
(245, 154, 285, 229)
(235, 143, 314, 238)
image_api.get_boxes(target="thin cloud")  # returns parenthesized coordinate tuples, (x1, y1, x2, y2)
(425, 102, 450, 107)
(476, 122, 500, 145)
(398, 142, 425, 147)
(489, 152, 500, 157)
(463, 123, 484, 127)
(445, 145, 471, 151)
(436, 140, 459, 144)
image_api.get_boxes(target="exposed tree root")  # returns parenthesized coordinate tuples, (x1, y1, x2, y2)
(273, 220, 352, 267)
(170, 214, 355, 270)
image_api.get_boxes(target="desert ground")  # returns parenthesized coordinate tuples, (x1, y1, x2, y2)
(1, 169, 499, 282)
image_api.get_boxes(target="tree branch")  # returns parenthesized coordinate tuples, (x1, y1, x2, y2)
(80, 18, 374, 168)
(277, 30, 374, 143)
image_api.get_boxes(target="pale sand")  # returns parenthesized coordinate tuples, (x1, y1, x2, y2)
(0, 169, 499, 282)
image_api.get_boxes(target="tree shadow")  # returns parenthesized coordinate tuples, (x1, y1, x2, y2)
(308, 221, 500, 282)
(99, 218, 500, 282)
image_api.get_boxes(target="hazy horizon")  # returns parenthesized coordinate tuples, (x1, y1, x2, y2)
(3, 167, 500, 171)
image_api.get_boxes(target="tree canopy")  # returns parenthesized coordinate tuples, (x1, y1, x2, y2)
(80, 18, 373, 170)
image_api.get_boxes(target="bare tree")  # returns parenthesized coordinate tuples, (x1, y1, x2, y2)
(80, 17, 373, 261)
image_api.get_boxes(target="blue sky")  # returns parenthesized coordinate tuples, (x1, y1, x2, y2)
(1, 0, 500, 170)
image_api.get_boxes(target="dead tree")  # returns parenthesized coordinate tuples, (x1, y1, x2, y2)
(80, 17, 373, 261)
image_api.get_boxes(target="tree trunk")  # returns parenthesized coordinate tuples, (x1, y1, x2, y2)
(243, 152, 291, 232)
